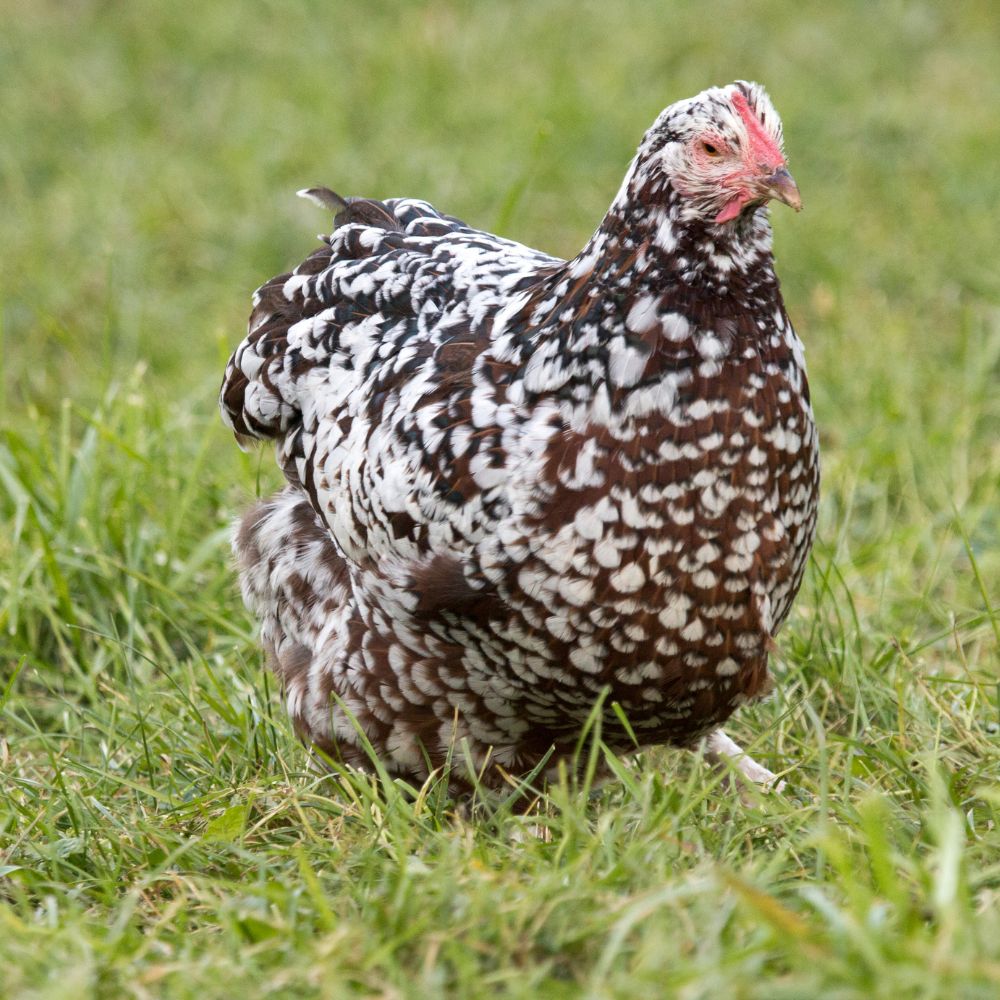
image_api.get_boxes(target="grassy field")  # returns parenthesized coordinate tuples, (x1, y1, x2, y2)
(2, 1, 998, 996)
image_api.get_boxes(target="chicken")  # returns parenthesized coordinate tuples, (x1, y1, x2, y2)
(221, 80, 818, 796)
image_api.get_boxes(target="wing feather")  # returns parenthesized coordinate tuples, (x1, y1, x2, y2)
(220, 193, 563, 575)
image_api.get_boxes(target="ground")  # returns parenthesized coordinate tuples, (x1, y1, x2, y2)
(1, 2, 998, 997)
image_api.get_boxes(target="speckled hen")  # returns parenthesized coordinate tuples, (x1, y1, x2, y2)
(221, 81, 819, 795)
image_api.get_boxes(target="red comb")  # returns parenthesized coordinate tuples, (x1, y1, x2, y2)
(731, 90, 784, 169)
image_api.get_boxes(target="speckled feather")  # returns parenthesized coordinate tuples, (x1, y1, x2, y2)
(221, 81, 819, 793)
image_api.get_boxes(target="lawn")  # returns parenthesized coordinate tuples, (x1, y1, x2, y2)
(1, 1, 998, 997)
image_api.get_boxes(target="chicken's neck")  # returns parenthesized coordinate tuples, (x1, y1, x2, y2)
(505, 174, 790, 416)
(566, 173, 780, 317)
(504, 172, 794, 428)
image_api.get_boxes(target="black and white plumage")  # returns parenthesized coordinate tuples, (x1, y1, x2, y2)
(221, 81, 818, 794)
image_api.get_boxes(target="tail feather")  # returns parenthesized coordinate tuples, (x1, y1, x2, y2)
(298, 186, 404, 232)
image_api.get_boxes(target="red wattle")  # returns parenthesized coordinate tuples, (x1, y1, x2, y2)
(714, 198, 744, 224)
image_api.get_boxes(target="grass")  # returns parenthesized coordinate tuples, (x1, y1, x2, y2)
(1, 0, 998, 996)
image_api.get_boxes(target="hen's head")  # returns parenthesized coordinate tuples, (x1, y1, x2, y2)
(639, 81, 801, 226)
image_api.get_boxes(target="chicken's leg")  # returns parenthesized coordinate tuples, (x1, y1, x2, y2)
(704, 729, 785, 792)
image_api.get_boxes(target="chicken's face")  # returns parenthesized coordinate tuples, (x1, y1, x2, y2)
(645, 81, 802, 227)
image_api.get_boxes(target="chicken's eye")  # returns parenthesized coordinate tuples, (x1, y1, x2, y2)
(702, 141, 721, 157)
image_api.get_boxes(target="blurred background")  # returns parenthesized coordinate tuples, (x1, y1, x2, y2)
(3, 1, 997, 388)
(1, 0, 997, 732)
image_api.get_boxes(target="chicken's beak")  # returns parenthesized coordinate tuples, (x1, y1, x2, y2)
(761, 167, 802, 212)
